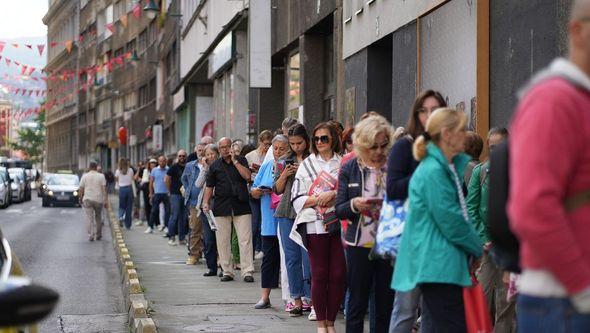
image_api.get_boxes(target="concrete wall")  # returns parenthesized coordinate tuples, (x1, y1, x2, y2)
(343, 0, 445, 59)
(391, 21, 417, 128)
(489, 0, 571, 128)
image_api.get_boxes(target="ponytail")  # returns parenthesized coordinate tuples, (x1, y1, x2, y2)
(413, 135, 428, 161)
(412, 107, 467, 161)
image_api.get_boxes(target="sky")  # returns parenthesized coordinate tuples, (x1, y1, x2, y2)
(0, 0, 48, 40)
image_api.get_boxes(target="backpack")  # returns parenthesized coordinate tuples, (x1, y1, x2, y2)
(487, 140, 521, 272)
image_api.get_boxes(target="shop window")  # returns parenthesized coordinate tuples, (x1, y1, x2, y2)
(138, 29, 148, 54)
(288, 53, 301, 120)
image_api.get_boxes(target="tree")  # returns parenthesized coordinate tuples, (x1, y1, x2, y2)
(10, 108, 46, 164)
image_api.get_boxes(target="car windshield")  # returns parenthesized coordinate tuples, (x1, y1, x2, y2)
(8, 173, 22, 182)
(48, 175, 79, 186)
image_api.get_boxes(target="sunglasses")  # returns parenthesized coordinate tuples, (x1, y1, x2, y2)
(312, 135, 331, 144)
(370, 141, 389, 150)
(178, 155, 187, 158)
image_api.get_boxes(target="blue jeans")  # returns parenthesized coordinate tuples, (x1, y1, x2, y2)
(150, 193, 170, 229)
(250, 198, 262, 253)
(518, 294, 590, 333)
(168, 194, 188, 241)
(277, 217, 311, 299)
(118, 185, 134, 229)
(201, 210, 217, 273)
(389, 288, 424, 333)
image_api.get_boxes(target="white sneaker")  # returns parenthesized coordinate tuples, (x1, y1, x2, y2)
(255, 251, 264, 260)
(163, 227, 168, 234)
(134, 220, 144, 226)
(308, 307, 316, 321)
(157, 225, 165, 231)
(168, 238, 178, 246)
(144, 227, 153, 234)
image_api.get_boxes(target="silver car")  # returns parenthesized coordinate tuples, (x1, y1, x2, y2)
(8, 171, 25, 203)
(0, 172, 9, 208)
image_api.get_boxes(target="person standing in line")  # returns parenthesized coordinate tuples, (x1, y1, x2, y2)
(509, 2, 590, 330)
(182, 148, 205, 265)
(246, 130, 273, 260)
(466, 127, 514, 331)
(165, 150, 188, 246)
(202, 137, 255, 283)
(187, 143, 206, 164)
(463, 131, 484, 188)
(252, 135, 290, 309)
(392, 108, 483, 332)
(274, 124, 313, 317)
(387, 90, 446, 333)
(149, 156, 170, 233)
(336, 115, 396, 333)
(116, 158, 135, 229)
(141, 159, 156, 233)
(199, 144, 220, 276)
(79, 161, 108, 241)
(291, 122, 345, 333)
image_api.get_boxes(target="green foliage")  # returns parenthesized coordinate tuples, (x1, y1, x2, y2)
(10, 109, 46, 164)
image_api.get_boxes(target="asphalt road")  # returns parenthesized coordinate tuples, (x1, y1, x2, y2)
(0, 195, 127, 332)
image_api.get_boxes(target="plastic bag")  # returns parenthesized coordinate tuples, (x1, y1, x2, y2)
(463, 278, 493, 333)
(374, 196, 407, 259)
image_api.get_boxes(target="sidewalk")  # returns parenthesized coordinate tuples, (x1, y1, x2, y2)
(113, 196, 348, 332)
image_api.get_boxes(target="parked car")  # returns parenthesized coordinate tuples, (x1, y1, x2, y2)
(0, 167, 12, 207)
(7, 171, 25, 203)
(8, 168, 31, 202)
(0, 172, 9, 209)
(42, 173, 80, 207)
(0, 227, 59, 331)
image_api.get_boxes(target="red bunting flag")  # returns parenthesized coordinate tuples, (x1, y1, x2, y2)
(132, 3, 141, 19)
(21, 89, 26, 96)
(37, 44, 45, 56)
(25, 44, 32, 49)
(14, 61, 20, 66)
(5, 58, 10, 66)
(50, 42, 59, 48)
(106, 23, 115, 34)
(0, 42, 4, 54)
(32, 77, 39, 81)
(27, 67, 36, 76)
(35, 90, 40, 97)
(15, 89, 19, 95)
(21, 65, 28, 75)
(78, 34, 85, 43)
(28, 90, 33, 96)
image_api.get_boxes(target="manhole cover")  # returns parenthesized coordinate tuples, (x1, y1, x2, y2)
(184, 324, 259, 332)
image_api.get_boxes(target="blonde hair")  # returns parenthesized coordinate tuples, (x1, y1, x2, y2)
(413, 108, 468, 161)
(353, 115, 396, 158)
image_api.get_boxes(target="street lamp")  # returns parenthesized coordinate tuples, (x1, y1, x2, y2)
(143, 0, 160, 20)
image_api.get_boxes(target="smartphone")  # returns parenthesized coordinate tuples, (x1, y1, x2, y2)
(285, 159, 295, 166)
(259, 186, 273, 192)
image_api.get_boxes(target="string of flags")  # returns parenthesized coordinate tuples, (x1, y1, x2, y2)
(0, 1, 146, 58)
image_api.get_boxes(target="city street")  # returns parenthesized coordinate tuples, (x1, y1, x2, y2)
(0, 196, 127, 332)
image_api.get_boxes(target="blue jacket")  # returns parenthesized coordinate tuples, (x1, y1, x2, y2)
(253, 160, 278, 236)
(335, 157, 369, 246)
(392, 143, 483, 292)
(181, 160, 201, 207)
(386, 136, 419, 200)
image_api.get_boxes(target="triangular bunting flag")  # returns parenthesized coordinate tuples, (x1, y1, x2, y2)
(79, 34, 85, 43)
(14, 61, 20, 66)
(37, 44, 45, 56)
(132, 3, 141, 19)
(106, 23, 115, 34)
(120, 14, 128, 28)
(28, 90, 33, 96)
(21, 89, 26, 96)
(25, 44, 32, 49)
(65, 41, 73, 53)
(5, 58, 10, 66)
(27, 67, 36, 76)
(50, 42, 59, 48)
(21, 65, 28, 75)
(35, 90, 39, 97)
(0, 42, 4, 54)
(32, 77, 39, 81)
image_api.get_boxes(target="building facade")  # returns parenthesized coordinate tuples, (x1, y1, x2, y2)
(43, 0, 80, 172)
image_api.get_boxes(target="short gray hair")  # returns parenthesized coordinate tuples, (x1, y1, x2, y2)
(272, 134, 288, 145)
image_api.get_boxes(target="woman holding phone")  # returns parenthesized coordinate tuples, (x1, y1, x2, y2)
(335, 115, 396, 333)
(274, 123, 312, 317)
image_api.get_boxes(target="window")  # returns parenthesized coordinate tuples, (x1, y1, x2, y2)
(114, 47, 124, 58)
(139, 84, 149, 107)
(288, 53, 301, 119)
(126, 39, 136, 54)
(114, 0, 128, 19)
(148, 20, 158, 45)
(149, 78, 157, 102)
(113, 96, 124, 116)
(105, 5, 114, 39)
(138, 29, 148, 54)
(124, 91, 137, 111)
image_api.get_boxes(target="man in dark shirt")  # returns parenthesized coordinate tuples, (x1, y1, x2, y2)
(165, 150, 188, 246)
(203, 137, 254, 282)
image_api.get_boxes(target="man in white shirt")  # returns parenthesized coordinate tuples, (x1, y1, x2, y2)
(79, 161, 108, 241)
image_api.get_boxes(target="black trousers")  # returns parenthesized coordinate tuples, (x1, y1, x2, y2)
(260, 235, 280, 289)
(420, 283, 466, 333)
(201, 211, 218, 273)
(141, 183, 151, 222)
(345, 246, 395, 333)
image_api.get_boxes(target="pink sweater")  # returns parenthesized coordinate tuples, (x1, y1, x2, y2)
(509, 76, 590, 294)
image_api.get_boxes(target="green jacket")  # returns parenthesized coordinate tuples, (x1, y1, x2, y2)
(466, 162, 490, 243)
(392, 143, 483, 292)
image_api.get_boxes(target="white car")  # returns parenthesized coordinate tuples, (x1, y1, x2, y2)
(8, 172, 25, 203)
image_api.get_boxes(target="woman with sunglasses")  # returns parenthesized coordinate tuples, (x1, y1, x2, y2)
(387, 90, 446, 333)
(336, 115, 396, 333)
(292, 122, 345, 333)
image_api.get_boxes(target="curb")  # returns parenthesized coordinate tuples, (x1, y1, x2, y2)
(107, 201, 157, 333)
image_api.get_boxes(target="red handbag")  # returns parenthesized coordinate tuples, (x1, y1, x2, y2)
(463, 276, 493, 333)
